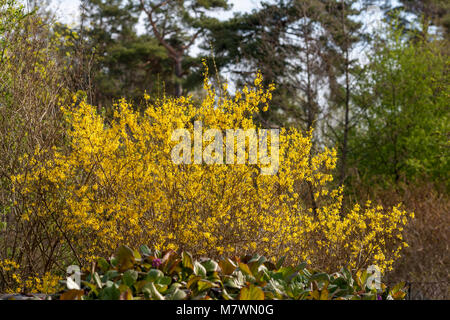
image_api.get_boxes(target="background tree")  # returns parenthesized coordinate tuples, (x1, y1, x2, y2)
(207, 0, 341, 134)
(396, 0, 449, 38)
(365, 0, 450, 39)
(205, 1, 298, 127)
(138, 0, 230, 97)
(75, 0, 173, 109)
(319, 0, 363, 185)
(348, 24, 449, 190)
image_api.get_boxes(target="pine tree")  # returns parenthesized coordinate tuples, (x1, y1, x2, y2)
(137, 0, 230, 97)
(77, 0, 173, 108)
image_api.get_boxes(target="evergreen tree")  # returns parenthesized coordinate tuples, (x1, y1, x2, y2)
(207, 0, 336, 132)
(77, 0, 173, 108)
(137, 0, 230, 97)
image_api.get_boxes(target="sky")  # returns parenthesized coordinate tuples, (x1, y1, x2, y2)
(38, 0, 387, 93)
(42, 0, 389, 35)
(46, 0, 263, 28)
(29, 0, 388, 120)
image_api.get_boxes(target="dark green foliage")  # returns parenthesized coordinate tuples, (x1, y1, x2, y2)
(137, 0, 231, 96)
(74, 0, 174, 108)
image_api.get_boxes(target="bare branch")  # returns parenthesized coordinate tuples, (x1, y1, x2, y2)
(140, 0, 179, 59)
(182, 29, 202, 50)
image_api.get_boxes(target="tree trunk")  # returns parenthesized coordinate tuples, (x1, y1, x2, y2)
(339, 53, 350, 187)
(339, 0, 350, 187)
(174, 57, 183, 97)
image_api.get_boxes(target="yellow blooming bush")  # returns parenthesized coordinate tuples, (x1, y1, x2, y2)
(12, 67, 413, 283)
(0, 259, 62, 294)
(0, 9, 76, 294)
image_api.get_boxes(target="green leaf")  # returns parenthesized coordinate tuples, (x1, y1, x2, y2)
(224, 277, 241, 289)
(187, 276, 201, 289)
(146, 268, 164, 282)
(116, 245, 135, 272)
(110, 257, 118, 268)
(267, 278, 285, 298)
(201, 259, 219, 273)
(82, 281, 98, 294)
(123, 269, 138, 287)
(238, 262, 253, 277)
(248, 256, 266, 275)
(182, 252, 194, 270)
(161, 250, 177, 271)
(219, 258, 237, 275)
(154, 283, 169, 293)
(295, 262, 308, 272)
(99, 285, 121, 300)
(194, 261, 207, 277)
(340, 267, 352, 283)
(197, 279, 214, 292)
(310, 272, 330, 283)
(221, 288, 235, 300)
(143, 282, 165, 300)
(103, 270, 120, 282)
(156, 276, 172, 286)
(391, 282, 405, 293)
(133, 249, 142, 261)
(97, 257, 110, 272)
(239, 284, 265, 300)
(134, 280, 149, 293)
(276, 255, 286, 269)
(225, 270, 245, 289)
(168, 288, 187, 300)
(154, 249, 162, 258)
(140, 245, 152, 256)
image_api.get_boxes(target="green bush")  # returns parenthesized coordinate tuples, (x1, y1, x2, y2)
(58, 245, 407, 300)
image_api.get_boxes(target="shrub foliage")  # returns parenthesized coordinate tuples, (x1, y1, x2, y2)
(7, 67, 413, 295)
(59, 245, 407, 300)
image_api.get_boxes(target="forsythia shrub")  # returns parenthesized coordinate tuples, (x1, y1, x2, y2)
(13, 65, 413, 280)
(0, 259, 61, 294)
(0, 4, 77, 294)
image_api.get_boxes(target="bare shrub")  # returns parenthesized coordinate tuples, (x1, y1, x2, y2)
(0, 12, 74, 292)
